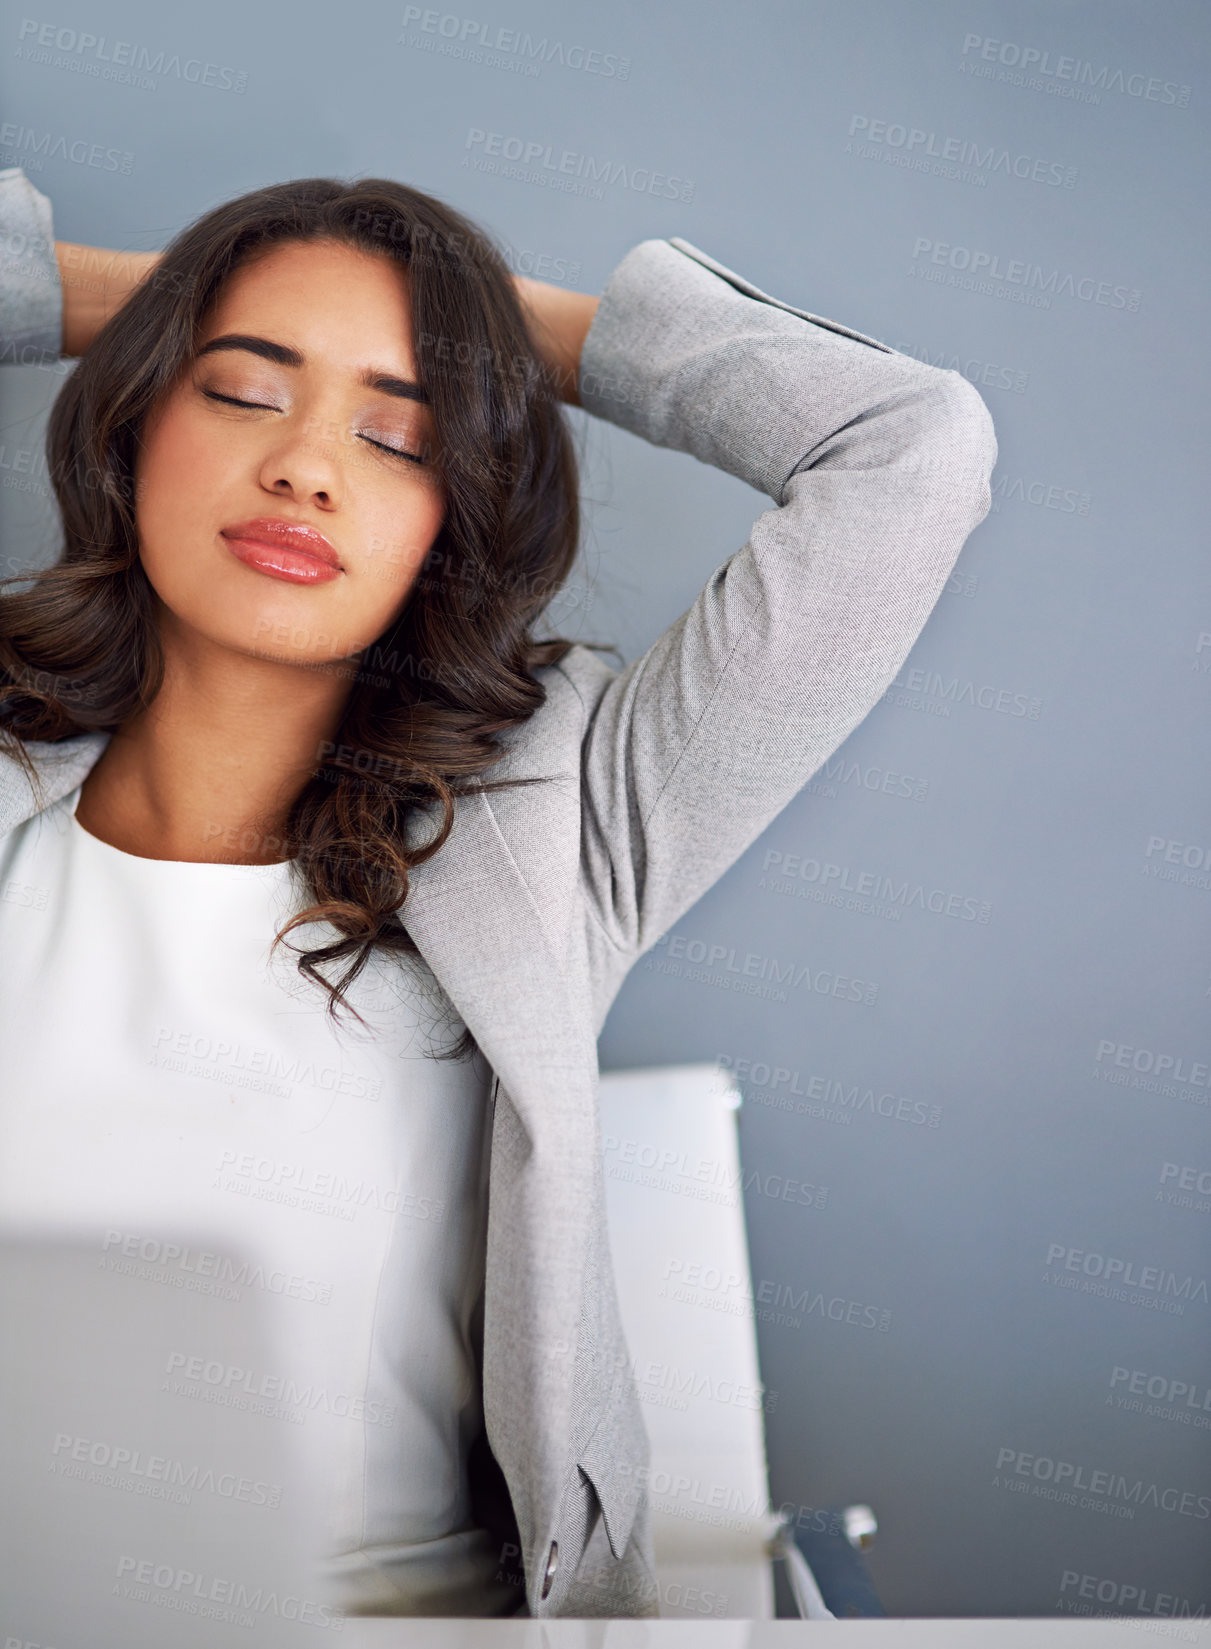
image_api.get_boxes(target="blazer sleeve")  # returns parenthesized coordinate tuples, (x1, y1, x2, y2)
(563, 235, 998, 961)
(0, 168, 63, 361)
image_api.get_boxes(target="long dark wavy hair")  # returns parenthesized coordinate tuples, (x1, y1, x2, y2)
(0, 175, 604, 1060)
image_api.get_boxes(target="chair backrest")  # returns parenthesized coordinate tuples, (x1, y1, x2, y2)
(597, 1061, 782, 1620)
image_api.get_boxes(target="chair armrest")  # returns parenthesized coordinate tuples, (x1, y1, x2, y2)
(771, 1503, 887, 1619)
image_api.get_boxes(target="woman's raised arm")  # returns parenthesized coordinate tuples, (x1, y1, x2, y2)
(53, 241, 160, 358)
(0, 165, 158, 362)
(0, 167, 63, 363)
(512, 275, 598, 408)
(558, 237, 999, 978)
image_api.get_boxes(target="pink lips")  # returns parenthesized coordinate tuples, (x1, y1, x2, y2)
(220, 517, 343, 585)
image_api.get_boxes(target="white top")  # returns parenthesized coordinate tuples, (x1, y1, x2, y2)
(0, 785, 520, 1617)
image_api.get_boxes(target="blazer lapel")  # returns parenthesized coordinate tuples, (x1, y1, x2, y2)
(0, 733, 110, 836)
(399, 787, 599, 1544)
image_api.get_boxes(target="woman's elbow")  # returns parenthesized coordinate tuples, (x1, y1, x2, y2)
(939, 369, 999, 484)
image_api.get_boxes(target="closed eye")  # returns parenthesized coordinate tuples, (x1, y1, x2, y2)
(202, 389, 275, 410)
(361, 436, 427, 466)
(201, 389, 427, 465)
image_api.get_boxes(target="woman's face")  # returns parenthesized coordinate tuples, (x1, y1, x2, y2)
(134, 237, 447, 671)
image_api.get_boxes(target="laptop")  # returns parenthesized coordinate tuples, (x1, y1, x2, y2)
(0, 1232, 333, 1648)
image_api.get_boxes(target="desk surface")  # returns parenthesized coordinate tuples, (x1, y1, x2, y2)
(341, 1620, 1211, 1646)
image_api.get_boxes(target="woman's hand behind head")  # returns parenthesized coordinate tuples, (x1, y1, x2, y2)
(54, 241, 163, 358)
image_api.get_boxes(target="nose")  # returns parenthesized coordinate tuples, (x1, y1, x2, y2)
(258, 414, 343, 508)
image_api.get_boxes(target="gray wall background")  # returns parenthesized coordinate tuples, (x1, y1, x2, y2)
(2, 0, 1207, 1622)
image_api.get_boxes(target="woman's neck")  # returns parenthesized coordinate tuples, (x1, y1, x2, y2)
(75, 629, 352, 865)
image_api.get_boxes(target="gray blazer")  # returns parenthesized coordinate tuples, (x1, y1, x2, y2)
(0, 166, 997, 1617)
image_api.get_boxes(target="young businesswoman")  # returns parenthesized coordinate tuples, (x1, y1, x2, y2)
(0, 165, 997, 1619)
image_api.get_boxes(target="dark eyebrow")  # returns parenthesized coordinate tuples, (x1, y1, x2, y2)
(195, 334, 431, 405)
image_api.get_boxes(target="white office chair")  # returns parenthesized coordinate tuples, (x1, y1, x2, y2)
(598, 1062, 881, 1621)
